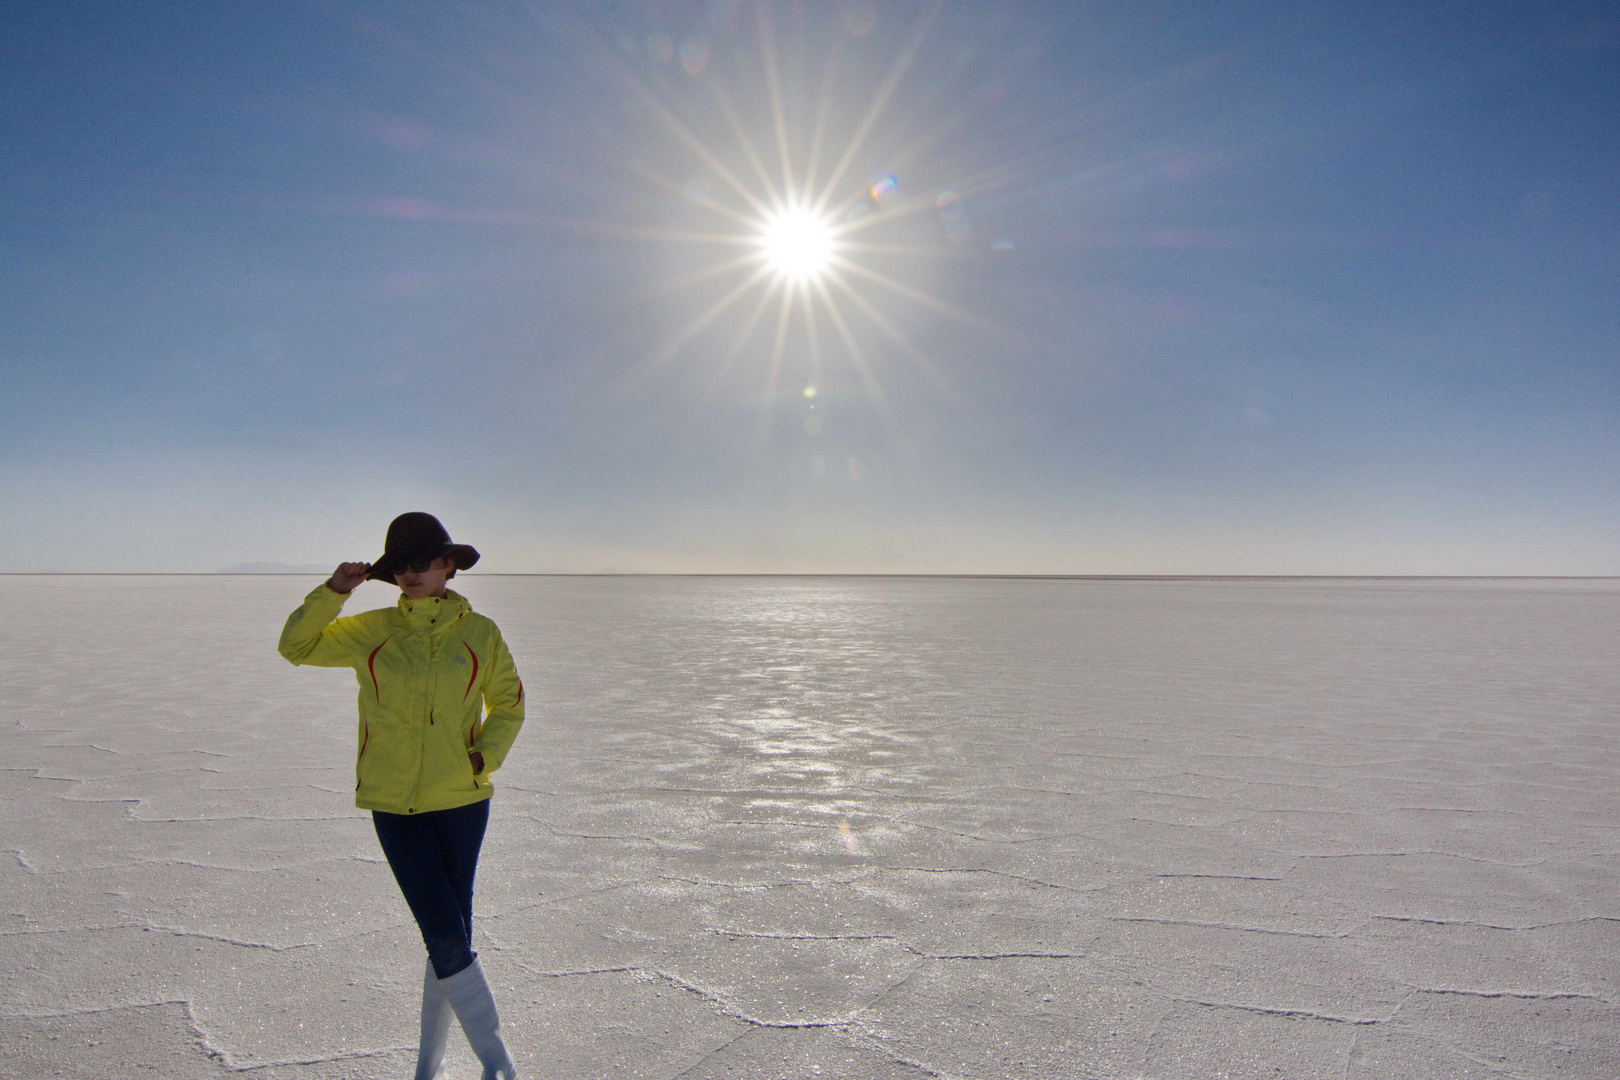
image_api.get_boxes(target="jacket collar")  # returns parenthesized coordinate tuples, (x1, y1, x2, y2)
(396, 588, 471, 631)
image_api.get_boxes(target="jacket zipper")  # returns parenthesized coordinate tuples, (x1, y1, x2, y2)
(410, 631, 438, 813)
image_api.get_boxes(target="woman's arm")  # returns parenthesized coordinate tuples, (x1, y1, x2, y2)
(470, 631, 525, 774)
(277, 564, 376, 667)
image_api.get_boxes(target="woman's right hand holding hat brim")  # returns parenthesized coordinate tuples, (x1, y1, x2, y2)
(328, 562, 372, 595)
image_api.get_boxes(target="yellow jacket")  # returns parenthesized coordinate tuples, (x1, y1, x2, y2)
(278, 583, 525, 815)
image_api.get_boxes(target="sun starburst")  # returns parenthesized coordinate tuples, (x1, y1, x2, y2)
(535, 0, 1009, 443)
(759, 204, 837, 282)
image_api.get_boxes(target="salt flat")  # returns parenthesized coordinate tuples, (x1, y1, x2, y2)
(1, 574, 1617, 1079)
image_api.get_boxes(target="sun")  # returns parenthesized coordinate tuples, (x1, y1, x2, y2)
(759, 204, 836, 282)
(577, 0, 996, 417)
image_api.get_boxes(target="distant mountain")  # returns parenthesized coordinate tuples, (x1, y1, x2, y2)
(215, 562, 332, 574)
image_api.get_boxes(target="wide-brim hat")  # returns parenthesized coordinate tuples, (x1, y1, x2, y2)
(366, 512, 480, 583)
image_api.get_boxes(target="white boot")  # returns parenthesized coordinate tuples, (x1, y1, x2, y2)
(440, 958, 517, 1080)
(414, 959, 453, 1080)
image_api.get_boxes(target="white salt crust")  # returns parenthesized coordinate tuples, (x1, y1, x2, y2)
(1, 575, 1616, 1078)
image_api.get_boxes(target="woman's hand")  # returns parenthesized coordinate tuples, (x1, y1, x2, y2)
(327, 562, 372, 594)
(469, 751, 485, 774)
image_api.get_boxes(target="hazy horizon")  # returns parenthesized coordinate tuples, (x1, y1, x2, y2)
(5, 570, 1618, 581)
(3, 2, 1616, 574)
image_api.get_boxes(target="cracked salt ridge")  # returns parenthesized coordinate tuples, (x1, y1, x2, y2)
(4, 577, 1620, 1079)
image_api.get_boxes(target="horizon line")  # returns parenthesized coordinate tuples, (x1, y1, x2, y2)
(3, 572, 1617, 581)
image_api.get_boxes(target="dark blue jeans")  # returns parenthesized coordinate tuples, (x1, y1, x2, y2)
(372, 798, 490, 979)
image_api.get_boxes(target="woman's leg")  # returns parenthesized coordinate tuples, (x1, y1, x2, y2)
(372, 804, 484, 978)
(439, 956, 517, 1079)
(427, 802, 513, 1080)
(429, 797, 489, 965)
(413, 959, 453, 1080)
(374, 808, 471, 1079)
(375, 801, 512, 1078)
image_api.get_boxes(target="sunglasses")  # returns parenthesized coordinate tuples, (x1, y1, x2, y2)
(396, 556, 448, 576)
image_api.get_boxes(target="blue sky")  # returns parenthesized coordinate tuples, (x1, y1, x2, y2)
(2, 1, 1616, 573)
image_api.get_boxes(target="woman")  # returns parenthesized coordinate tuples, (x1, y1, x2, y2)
(279, 512, 524, 1080)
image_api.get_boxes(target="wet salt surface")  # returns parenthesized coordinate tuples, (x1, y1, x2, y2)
(1, 574, 1617, 1079)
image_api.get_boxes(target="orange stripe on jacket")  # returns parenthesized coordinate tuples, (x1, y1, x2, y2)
(462, 640, 479, 700)
(367, 636, 394, 701)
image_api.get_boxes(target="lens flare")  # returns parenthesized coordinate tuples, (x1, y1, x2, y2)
(760, 205, 835, 281)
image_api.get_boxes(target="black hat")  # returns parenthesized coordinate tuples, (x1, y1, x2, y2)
(367, 512, 480, 583)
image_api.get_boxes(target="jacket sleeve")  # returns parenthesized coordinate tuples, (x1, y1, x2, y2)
(277, 583, 371, 668)
(473, 628, 525, 774)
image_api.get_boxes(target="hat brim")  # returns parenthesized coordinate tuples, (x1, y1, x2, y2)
(367, 542, 480, 583)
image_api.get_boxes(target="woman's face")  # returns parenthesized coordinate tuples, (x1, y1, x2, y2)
(396, 556, 454, 600)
